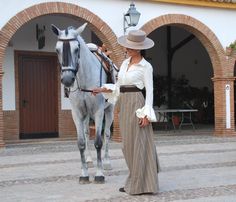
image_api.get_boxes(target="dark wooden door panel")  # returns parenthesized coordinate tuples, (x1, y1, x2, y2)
(18, 53, 58, 139)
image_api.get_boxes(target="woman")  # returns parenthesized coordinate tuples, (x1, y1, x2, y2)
(92, 30, 159, 195)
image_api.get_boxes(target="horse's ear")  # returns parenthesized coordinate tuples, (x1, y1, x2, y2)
(51, 24, 60, 36)
(76, 23, 88, 35)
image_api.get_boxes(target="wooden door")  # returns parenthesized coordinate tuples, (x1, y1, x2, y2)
(18, 53, 58, 139)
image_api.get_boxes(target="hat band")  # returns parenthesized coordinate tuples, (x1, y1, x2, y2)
(126, 38, 144, 47)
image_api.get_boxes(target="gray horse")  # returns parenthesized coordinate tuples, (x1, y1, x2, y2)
(51, 23, 117, 183)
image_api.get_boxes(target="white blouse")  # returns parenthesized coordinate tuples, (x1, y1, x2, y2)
(102, 57, 157, 122)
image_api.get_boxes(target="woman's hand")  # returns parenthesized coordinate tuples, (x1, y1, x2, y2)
(92, 87, 104, 96)
(138, 116, 150, 128)
(92, 87, 111, 96)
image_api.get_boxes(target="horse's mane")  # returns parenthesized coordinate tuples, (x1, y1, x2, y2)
(76, 32, 98, 65)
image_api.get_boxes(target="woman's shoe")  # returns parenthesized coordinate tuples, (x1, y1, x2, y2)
(119, 187, 125, 192)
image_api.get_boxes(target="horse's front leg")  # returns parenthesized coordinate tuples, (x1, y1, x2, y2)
(94, 111, 105, 183)
(103, 104, 114, 170)
(71, 109, 89, 184)
(84, 115, 93, 168)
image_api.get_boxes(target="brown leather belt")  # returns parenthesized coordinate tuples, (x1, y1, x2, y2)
(120, 85, 142, 93)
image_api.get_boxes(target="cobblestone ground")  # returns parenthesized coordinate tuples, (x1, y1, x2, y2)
(1, 129, 236, 201)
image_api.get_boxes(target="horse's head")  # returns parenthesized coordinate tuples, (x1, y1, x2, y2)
(51, 23, 87, 87)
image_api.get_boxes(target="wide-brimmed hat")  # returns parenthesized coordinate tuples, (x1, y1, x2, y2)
(117, 30, 154, 50)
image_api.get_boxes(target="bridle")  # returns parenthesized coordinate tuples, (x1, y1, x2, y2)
(58, 37, 93, 94)
(58, 38, 80, 75)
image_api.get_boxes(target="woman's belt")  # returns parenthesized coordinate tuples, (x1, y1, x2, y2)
(120, 85, 142, 93)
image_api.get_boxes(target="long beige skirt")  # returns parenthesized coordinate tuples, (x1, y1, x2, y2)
(116, 91, 159, 195)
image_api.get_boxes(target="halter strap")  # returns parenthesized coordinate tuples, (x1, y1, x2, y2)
(58, 38, 77, 42)
(59, 38, 80, 73)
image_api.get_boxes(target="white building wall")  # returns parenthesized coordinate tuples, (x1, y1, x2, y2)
(2, 47, 15, 110)
(0, 0, 236, 47)
(0, 0, 236, 110)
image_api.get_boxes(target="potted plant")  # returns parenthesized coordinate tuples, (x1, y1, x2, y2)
(226, 40, 236, 56)
(172, 115, 181, 126)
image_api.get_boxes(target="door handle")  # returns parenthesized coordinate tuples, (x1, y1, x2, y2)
(22, 100, 28, 107)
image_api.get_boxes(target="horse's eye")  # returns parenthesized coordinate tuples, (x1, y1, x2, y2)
(74, 48, 79, 54)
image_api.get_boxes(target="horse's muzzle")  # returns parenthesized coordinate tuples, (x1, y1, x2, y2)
(61, 70, 75, 87)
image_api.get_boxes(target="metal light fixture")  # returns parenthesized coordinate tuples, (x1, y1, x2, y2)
(36, 24, 46, 49)
(123, 2, 141, 34)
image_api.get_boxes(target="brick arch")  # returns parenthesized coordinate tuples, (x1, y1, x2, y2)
(141, 14, 229, 77)
(141, 14, 236, 136)
(0, 2, 124, 70)
(0, 2, 124, 146)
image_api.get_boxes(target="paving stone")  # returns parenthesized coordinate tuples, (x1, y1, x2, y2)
(1, 131, 236, 201)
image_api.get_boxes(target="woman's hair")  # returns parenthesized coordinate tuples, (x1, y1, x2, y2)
(141, 50, 146, 57)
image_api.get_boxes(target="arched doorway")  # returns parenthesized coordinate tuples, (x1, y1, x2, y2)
(141, 14, 236, 136)
(0, 2, 124, 145)
(146, 25, 214, 131)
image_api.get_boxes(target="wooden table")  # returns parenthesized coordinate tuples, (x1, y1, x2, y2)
(154, 109, 198, 130)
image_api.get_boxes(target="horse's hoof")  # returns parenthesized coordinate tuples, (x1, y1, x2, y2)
(94, 176, 105, 184)
(103, 163, 112, 170)
(79, 176, 90, 184)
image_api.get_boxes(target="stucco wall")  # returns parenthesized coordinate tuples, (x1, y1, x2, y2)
(0, 0, 236, 48)
(1, 0, 234, 111)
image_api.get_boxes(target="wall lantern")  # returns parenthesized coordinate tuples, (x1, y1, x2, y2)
(36, 24, 46, 49)
(123, 2, 141, 34)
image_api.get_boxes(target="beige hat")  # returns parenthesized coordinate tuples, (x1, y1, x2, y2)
(117, 30, 154, 50)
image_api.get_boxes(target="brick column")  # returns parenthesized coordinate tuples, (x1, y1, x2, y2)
(0, 71, 5, 147)
(111, 107, 122, 142)
(212, 77, 236, 136)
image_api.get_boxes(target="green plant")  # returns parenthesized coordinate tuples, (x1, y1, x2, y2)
(153, 74, 167, 107)
(229, 40, 236, 50)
